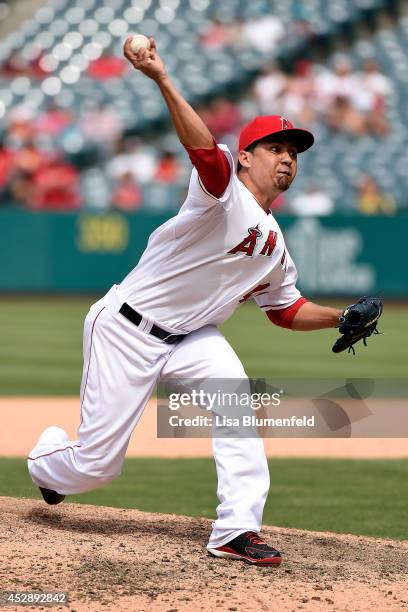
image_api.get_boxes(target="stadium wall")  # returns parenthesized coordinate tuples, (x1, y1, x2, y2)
(2, 210, 407, 296)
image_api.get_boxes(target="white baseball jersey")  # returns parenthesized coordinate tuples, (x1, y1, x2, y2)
(120, 144, 301, 333)
(28, 145, 296, 550)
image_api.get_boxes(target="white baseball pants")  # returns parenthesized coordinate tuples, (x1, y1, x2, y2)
(28, 285, 270, 548)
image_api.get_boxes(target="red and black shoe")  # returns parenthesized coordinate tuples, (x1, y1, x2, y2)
(208, 531, 282, 566)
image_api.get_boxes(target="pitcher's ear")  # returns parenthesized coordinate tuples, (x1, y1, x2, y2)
(238, 149, 252, 169)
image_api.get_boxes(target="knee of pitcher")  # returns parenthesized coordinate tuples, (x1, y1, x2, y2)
(84, 460, 122, 484)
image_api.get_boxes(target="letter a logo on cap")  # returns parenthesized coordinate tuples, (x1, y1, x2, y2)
(281, 117, 291, 130)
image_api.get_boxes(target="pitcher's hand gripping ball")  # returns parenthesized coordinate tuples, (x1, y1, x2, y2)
(129, 34, 151, 53)
(332, 296, 383, 354)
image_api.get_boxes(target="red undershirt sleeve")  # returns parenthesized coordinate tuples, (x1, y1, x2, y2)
(184, 140, 231, 198)
(266, 297, 308, 329)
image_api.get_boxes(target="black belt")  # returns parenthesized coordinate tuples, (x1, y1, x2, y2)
(119, 303, 185, 344)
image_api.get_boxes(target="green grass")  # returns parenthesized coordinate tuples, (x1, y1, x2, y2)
(0, 298, 406, 394)
(2, 457, 407, 540)
(0, 298, 87, 395)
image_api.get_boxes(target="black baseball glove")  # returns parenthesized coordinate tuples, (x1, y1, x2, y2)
(332, 296, 383, 354)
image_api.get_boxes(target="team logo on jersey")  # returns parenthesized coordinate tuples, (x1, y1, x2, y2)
(280, 116, 292, 130)
(260, 230, 278, 256)
(228, 227, 278, 258)
(228, 225, 262, 257)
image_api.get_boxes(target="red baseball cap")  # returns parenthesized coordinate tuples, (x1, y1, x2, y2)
(238, 115, 314, 153)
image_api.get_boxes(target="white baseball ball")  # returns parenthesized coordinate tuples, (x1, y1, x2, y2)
(130, 34, 151, 53)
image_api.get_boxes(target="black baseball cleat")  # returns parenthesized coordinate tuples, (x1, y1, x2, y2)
(208, 531, 282, 566)
(39, 487, 65, 505)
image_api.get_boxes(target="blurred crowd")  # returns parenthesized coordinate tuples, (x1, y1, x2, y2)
(0, 13, 293, 81)
(0, 44, 396, 215)
(0, 103, 186, 211)
(252, 55, 392, 138)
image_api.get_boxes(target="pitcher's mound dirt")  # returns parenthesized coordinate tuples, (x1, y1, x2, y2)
(1, 497, 407, 612)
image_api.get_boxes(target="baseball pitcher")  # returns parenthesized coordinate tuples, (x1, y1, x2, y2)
(27, 38, 381, 566)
